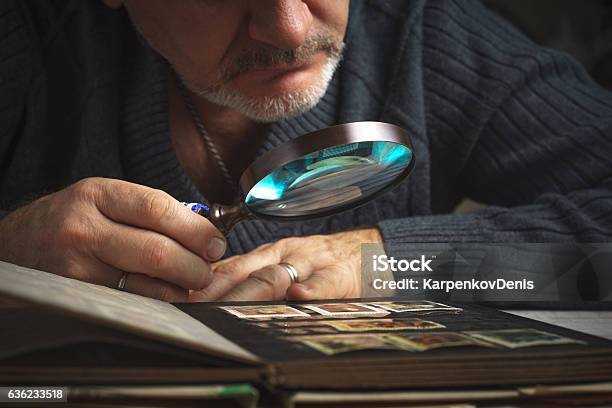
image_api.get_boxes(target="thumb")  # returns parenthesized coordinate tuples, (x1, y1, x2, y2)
(286, 272, 339, 301)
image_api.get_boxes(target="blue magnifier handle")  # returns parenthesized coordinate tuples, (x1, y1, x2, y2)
(181, 201, 249, 235)
(181, 202, 211, 217)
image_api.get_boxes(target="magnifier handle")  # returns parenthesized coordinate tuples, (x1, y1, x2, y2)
(181, 201, 249, 236)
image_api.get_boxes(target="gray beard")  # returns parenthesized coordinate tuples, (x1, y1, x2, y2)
(128, 16, 344, 123)
(180, 49, 343, 123)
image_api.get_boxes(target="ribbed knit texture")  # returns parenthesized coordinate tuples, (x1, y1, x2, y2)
(1, 0, 612, 260)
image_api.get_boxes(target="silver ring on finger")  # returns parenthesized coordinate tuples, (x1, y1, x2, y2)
(278, 262, 299, 284)
(117, 272, 130, 291)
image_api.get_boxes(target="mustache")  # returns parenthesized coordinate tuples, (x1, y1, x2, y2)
(220, 33, 344, 82)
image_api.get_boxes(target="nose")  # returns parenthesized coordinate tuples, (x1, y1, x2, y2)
(248, 0, 313, 49)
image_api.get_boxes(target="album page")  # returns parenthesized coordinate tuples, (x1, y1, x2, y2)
(0, 261, 259, 364)
(177, 298, 612, 388)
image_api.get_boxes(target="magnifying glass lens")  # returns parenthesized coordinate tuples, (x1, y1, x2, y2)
(244, 141, 413, 217)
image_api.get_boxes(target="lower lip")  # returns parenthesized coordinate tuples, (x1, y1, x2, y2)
(252, 58, 317, 78)
(239, 61, 312, 82)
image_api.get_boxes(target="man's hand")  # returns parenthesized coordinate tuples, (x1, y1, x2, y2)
(190, 228, 383, 302)
(0, 178, 226, 302)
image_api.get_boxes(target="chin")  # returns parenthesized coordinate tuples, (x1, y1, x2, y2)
(198, 88, 321, 123)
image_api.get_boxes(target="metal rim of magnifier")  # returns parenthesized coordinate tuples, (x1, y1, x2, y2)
(238, 121, 416, 221)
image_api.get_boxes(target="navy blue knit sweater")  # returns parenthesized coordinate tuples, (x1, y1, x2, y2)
(1, 0, 612, 259)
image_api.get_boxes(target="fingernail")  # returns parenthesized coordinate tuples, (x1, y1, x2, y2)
(207, 237, 226, 260)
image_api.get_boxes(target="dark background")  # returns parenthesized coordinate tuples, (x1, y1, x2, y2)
(483, 0, 612, 90)
(452, 0, 612, 215)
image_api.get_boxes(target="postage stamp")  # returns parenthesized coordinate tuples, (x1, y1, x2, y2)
(301, 303, 389, 317)
(290, 333, 405, 355)
(322, 318, 445, 332)
(385, 332, 491, 351)
(219, 305, 310, 319)
(370, 301, 462, 313)
(465, 329, 586, 349)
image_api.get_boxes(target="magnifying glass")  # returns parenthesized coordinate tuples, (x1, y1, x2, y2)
(183, 121, 415, 235)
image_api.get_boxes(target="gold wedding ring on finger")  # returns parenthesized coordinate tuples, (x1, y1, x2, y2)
(278, 263, 299, 284)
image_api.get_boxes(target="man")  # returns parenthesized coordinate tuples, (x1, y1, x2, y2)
(0, 0, 611, 303)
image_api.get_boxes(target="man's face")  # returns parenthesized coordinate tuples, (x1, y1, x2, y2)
(118, 0, 349, 122)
